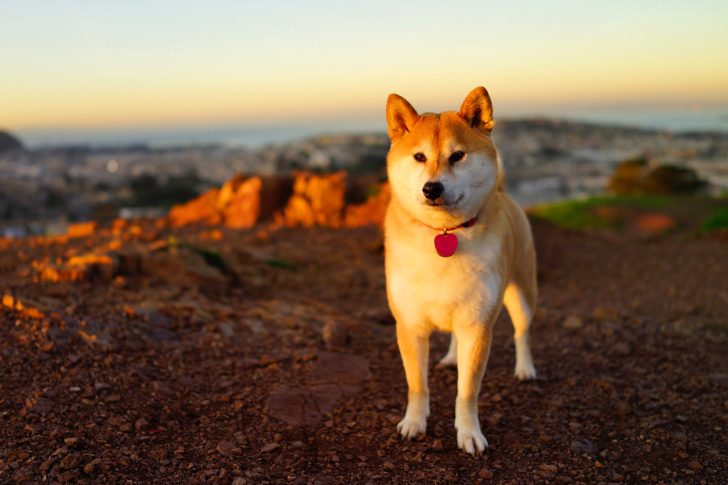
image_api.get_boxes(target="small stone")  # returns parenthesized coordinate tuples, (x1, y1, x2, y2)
(11, 468, 33, 482)
(678, 451, 689, 459)
(431, 440, 443, 451)
(151, 381, 175, 397)
(537, 470, 555, 479)
(84, 463, 94, 474)
(94, 382, 110, 391)
(491, 394, 502, 402)
(563, 315, 583, 330)
(383, 462, 395, 470)
(134, 418, 148, 432)
(217, 441, 235, 457)
(322, 320, 348, 348)
(555, 477, 573, 484)
(539, 464, 558, 473)
(119, 423, 132, 432)
(478, 468, 494, 479)
(60, 453, 82, 469)
(57, 470, 79, 483)
(687, 461, 704, 470)
(64, 437, 80, 447)
(260, 353, 288, 366)
(69, 387, 82, 393)
(613, 474, 624, 481)
(232, 478, 247, 485)
(261, 443, 281, 453)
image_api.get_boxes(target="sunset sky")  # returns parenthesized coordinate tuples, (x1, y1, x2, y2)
(2, 0, 727, 136)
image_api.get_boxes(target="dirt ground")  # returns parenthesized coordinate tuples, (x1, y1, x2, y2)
(1, 219, 727, 485)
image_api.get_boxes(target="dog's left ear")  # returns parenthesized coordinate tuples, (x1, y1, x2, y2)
(459, 87, 494, 134)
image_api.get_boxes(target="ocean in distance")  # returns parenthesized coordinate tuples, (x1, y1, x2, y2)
(16, 108, 728, 150)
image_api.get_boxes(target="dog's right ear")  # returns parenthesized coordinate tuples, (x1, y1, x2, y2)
(386, 94, 419, 143)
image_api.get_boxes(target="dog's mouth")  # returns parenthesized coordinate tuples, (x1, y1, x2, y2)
(424, 195, 463, 208)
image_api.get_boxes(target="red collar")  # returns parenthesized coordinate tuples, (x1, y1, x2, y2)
(418, 216, 477, 234)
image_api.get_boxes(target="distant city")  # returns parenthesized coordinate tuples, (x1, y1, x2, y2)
(1, 117, 727, 238)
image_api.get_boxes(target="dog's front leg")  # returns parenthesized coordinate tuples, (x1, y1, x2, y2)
(453, 323, 492, 455)
(396, 324, 430, 439)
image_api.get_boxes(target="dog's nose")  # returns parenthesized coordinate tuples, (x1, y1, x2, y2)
(422, 182, 444, 200)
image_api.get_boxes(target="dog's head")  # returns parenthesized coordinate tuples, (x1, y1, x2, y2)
(385, 87, 501, 228)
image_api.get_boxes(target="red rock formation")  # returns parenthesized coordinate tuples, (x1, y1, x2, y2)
(168, 175, 294, 228)
(282, 171, 347, 227)
(168, 188, 221, 227)
(344, 182, 390, 227)
(67, 222, 97, 238)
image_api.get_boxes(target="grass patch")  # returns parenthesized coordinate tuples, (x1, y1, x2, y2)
(699, 208, 728, 233)
(530, 199, 614, 230)
(529, 195, 678, 231)
(703, 321, 728, 333)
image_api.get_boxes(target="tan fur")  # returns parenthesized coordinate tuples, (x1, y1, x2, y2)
(384, 87, 537, 456)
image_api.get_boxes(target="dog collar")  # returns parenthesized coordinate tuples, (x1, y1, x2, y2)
(418, 216, 477, 257)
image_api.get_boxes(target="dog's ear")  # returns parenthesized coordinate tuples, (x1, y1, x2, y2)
(386, 94, 419, 143)
(459, 87, 494, 134)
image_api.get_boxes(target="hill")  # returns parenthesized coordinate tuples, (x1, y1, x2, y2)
(0, 130, 23, 154)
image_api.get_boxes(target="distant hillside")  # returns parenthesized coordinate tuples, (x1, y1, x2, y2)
(0, 130, 24, 154)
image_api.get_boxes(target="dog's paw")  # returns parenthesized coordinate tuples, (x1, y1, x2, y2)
(436, 354, 457, 368)
(457, 425, 488, 456)
(396, 417, 426, 440)
(514, 363, 537, 381)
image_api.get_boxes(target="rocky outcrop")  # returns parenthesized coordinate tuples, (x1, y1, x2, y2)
(168, 171, 389, 229)
(168, 175, 294, 228)
(281, 171, 348, 227)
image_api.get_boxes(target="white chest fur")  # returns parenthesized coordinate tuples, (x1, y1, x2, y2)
(386, 224, 504, 334)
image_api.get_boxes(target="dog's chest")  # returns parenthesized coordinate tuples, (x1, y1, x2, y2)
(387, 230, 503, 331)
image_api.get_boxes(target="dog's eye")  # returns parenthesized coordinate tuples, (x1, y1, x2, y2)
(413, 153, 426, 162)
(449, 151, 465, 163)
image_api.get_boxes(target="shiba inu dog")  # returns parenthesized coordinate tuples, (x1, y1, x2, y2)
(384, 87, 537, 455)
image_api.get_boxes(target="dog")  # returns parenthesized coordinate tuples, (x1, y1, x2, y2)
(384, 87, 537, 455)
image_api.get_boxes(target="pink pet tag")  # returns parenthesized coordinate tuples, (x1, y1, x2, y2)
(434, 232, 458, 257)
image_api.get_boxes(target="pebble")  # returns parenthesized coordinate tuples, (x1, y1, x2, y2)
(478, 467, 494, 479)
(261, 443, 281, 453)
(563, 315, 583, 330)
(60, 453, 82, 469)
(322, 320, 348, 348)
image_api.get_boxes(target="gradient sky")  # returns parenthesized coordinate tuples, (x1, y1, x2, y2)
(2, 0, 727, 132)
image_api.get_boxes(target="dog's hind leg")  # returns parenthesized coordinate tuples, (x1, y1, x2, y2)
(436, 333, 457, 367)
(395, 325, 430, 440)
(503, 283, 537, 380)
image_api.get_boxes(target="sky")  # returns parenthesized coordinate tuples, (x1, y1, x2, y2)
(2, 0, 728, 141)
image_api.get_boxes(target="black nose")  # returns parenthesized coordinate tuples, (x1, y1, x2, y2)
(422, 182, 444, 200)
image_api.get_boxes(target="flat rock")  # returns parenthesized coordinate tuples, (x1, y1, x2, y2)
(267, 384, 342, 426)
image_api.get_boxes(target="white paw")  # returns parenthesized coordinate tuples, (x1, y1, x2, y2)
(436, 354, 457, 368)
(396, 417, 427, 440)
(514, 363, 537, 381)
(456, 425, 488, 456)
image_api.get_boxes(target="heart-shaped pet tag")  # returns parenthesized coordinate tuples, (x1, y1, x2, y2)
(434, 233, 458, 257)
